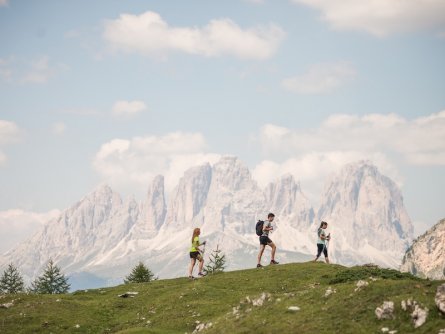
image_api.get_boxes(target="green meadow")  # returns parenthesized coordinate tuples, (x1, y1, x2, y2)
(1, 262, 444, 333)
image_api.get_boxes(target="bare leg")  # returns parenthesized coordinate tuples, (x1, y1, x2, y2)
(269, 242, 276, 261)
(257, 244, 265, 264)
(188, 258, 196, 277)
(198, 258, 204, 273)
(325, 257, 330, 264)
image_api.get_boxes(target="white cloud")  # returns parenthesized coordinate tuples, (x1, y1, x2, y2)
(292, 0, 445, 36)
(259, 111, 445, 166)
(253, 111, 445, 203)
(103, 11, 285, 59)
(282, 62, 356, 94)
(112, 100, 147, 117)
(93, 132, 221, 195)
(0, 120, 20, 145)
(0, 209, 60, 254)
(0, 120, 21, 166)
(52, 122, 66, 135)
(0, 56, 67, 84)
(22, 56, 60, 84)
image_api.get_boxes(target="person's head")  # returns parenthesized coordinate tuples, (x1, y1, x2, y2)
(319, 221, 328, 229)
(267, 213, 275, 222)
(192, 228, 200, 242)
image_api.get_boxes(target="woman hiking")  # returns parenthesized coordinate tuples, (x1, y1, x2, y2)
(314, 221, 331, 263)
(188, 228, 206, 279)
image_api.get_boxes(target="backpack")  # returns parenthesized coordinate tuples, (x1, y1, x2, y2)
(255, 220, 264, 236)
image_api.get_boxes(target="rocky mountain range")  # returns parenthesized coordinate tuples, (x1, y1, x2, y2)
(0, 157, 416, 289)
(400, 219, 445, 280)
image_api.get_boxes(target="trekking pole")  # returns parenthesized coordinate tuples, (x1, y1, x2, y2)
(201, 241, 206, 257)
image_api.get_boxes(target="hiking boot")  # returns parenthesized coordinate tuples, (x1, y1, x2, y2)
(256, 263, 263, 268)
(270, 260, 279, 265)
(198, 272, 206, 277)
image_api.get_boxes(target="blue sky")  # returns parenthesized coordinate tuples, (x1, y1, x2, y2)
(0, 0, 444, 252)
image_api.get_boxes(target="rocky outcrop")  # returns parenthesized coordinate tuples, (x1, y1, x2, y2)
(401, 219, 445, 279)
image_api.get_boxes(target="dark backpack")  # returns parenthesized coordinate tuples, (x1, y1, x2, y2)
(255, 220, 264, 236)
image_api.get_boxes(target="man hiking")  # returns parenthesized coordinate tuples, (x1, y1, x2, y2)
(188, 228, 206, 279)
(314, 221, 331, 264)
(257, 213, 279, 268)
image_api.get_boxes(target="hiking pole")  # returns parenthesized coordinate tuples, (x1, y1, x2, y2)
(201, 241, 206, 257)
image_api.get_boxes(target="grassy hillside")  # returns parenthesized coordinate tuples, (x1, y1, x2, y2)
(1, 262, 444, 333)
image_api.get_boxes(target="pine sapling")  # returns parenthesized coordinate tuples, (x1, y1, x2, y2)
(30, 259, 70, 294)
(204, 244, 226, 275)
(0, 263, 25, 294)
(125, 261, 155, 283)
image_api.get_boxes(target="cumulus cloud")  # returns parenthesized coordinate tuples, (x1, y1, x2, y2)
(0, 120, 21, 166)
(282, 62, 356, 94)
(112, 100, 147, 117)
(0, 209, 60, 254)
(292, 0, 445, 36)
(253, 111, 445, 203)
(259, 111, 445, 165)
(103, 11, 285, 59)
(93, 132, 221, 195)
(21, 56, 65, 84)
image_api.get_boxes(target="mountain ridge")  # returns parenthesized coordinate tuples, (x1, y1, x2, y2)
(1, 157, 415, 288)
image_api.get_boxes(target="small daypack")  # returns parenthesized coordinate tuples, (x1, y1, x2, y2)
(255, 220, 264, 236)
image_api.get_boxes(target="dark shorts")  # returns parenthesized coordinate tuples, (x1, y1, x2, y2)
(190, 251, 202, 260)
(259, 236, 272, 245)
(316, 243, 328, 257)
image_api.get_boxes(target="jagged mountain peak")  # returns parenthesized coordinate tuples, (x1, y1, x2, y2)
(76, 183, 122, 208)
(317, 161, 413, 267)
(265, 173, 313, 229)
(164, 163, 212, 227)
(212, 155, 253, 191)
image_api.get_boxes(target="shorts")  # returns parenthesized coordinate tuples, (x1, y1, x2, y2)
(190, 251, 203, 260)
(259, 236, 272, 245)
(316, 243, 328, 257)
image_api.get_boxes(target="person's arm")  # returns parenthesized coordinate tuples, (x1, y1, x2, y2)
(320, 232, 330, 240)
(263, 223, 273, 231)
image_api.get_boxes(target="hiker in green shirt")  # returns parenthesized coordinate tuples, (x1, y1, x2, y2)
(188, 228, 206, 279)
(314, 221, 331, 263)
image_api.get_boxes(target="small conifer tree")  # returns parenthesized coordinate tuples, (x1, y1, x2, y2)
(124, 261, 155, 283)
(0, 263, 25, 294)
(204, 244, 226, 274)
(30, 259, 70, 294)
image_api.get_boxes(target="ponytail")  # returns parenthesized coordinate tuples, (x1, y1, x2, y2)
(191, 228, 200, 243)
